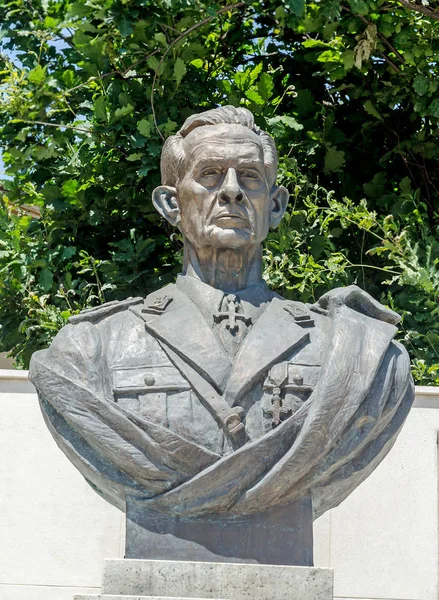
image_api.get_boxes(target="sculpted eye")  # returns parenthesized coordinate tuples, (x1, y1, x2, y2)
(200, 168, 222, 177)
(240, 170, 260, 179)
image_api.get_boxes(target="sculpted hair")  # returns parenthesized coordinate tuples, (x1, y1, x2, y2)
(161, 106, 278, 188)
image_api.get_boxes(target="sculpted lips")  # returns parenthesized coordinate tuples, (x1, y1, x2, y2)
(212, 212, 249, 227)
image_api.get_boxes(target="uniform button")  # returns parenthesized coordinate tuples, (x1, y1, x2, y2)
(293, 374, 303, 385)
(144, 374, 155, 386)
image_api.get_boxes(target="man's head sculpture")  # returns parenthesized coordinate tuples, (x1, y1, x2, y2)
(153, 106, 288, 250)
(29, 105, 414, 566)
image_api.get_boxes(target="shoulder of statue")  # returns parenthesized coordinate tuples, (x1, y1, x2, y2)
(313, 285, 400, 325)
(68, 297, 144, 325)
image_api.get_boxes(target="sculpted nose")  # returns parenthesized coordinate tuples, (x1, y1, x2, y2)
(219, 168, 244, 204)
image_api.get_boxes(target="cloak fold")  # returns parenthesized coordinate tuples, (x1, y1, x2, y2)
(29, 292, 414, 519)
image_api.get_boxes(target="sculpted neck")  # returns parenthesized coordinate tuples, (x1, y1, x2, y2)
(182, 241, 264, 293)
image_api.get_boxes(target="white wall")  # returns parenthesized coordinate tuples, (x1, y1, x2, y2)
(0, 371, 123, 600)
(0, 371, 437, 600)
(314, 387, 439, 600)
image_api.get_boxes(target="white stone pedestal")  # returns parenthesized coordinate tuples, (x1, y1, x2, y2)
(74, 559, 333, 600)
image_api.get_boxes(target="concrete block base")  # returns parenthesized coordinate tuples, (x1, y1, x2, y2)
(74, 558, 333, 600)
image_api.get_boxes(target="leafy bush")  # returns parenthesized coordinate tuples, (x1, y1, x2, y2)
(1, 0, 439, 384)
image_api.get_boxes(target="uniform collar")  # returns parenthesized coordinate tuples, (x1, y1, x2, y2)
(175, 274, 274, 328)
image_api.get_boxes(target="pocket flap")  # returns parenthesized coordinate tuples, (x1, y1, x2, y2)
(286, 363, 320, 390)
(113, 365, 190, 394)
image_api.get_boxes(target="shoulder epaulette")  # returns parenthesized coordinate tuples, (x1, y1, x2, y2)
(282, 300, 315, 328)
(68, 297, 143, 324)
(130, 284, 177, 320)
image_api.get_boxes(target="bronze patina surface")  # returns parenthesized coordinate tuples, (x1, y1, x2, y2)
(29, 106, 414, 564)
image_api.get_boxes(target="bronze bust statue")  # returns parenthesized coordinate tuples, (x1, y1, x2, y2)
(29, 106, 414, 565)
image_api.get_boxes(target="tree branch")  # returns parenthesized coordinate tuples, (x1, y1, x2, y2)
(395, 0, 439, 20)
(377, 49, 401, 72)
(14, 120, 128, 157)
(17, 120, 93, 134)
(64, 49, 161, 95)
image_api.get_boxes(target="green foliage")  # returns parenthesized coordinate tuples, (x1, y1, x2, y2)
(1, 0, 439, 385)
(265, 161, 439, 385)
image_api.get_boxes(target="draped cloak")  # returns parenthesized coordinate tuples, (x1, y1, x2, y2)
(29, 283, 414, 520)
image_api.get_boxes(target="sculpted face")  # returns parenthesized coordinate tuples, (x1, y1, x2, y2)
(178, 124, 270, 249)
(153, 123, 288, 250)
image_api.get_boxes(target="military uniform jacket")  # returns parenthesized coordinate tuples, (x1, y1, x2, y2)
(29, 278, 414, 519)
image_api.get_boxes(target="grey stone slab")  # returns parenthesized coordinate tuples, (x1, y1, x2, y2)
(74, 597, 277, 600)
(125, 495, 313, 565)
(74, 597, 290, 600)
(101, 559, 333, 600)
(76, 597, 333, 600)
(74, 597, 250, 600)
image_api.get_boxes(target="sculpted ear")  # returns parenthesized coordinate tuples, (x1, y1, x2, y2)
(269, 185, 289, 228)
(152, 186, 180, 227)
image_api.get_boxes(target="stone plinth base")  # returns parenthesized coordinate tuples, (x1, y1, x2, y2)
(125, 496, 313, 565)
(74, 558, 333, 600)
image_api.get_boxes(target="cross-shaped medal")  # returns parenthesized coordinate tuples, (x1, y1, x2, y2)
(264, 363, 292, 428)
(266, 387, 292, 427)
(213, 294, 252, 333)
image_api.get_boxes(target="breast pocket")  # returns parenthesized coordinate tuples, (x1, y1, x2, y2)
(285, 363, 320, 393)
(262, 361, 321, 427)
(112, 364, 191, 423)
